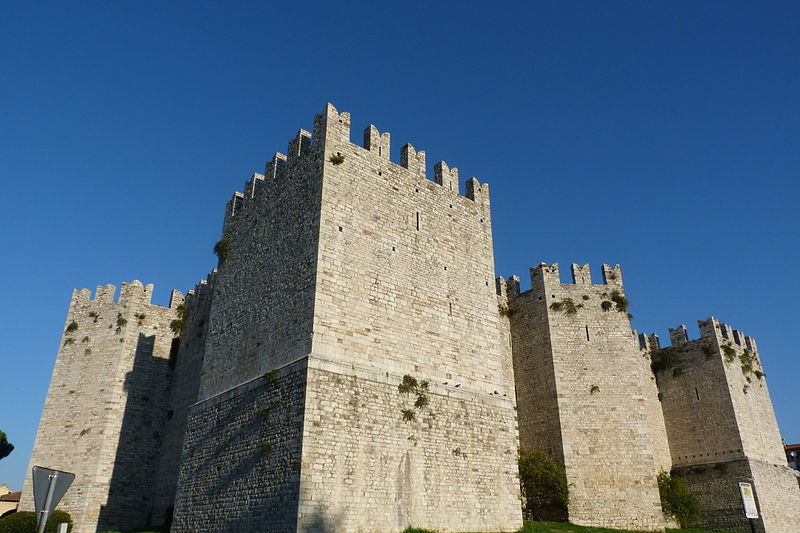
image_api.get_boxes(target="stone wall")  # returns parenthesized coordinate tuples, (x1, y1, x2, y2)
(197, 128, 323, 401)
(301, 104, 521, 531)
(172, 104, 522, 532)
(311, 105, 508, 396)
(296, 359, 521, 532)
(651, 319, 800, 532)
(171, 360, 307, 533)
(150, 272, 216, 527)
(509, 263, 666, 531)
(20, 282, 181, 533)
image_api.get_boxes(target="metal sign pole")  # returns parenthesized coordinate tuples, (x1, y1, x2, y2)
(37, 471, 58, 533)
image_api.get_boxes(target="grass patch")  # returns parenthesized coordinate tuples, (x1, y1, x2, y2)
(402, 522, 737, 533)
(522, 522, 734, 533)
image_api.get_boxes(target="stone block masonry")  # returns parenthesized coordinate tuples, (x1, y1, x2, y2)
(19, 281, 182, 533)
(169, 103, 522, 532)
(21, 103, 799, 533)
(647, 319, 800, 533)
(507, 263, 666, 531)
(171, 360, 307, 533)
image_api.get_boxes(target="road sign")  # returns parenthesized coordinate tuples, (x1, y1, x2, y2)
(32, 466, 75, 533)
(738, 481, 759, 519)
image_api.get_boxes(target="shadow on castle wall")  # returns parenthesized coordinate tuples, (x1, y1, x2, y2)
(96, 333, 172, 532)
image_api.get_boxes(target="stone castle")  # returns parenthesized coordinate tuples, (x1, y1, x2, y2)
(19, 104, 799, 533)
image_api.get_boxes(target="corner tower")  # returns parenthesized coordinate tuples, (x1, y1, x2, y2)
(171, 104, 522, 532)
(507, 263, 667, 531)
(19, 282, 183, 533)
(647, 319, 800, 533)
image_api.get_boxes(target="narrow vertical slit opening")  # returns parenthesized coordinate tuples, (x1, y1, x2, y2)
(585, 325, 590, 341)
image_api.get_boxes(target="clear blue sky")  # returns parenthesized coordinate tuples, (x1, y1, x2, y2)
(1, 2, 798, 490)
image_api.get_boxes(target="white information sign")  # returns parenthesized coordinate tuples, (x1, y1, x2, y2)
(738, 482, 759, 519)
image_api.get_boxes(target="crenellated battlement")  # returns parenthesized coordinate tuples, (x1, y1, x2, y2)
(400, 143, 426, 179)
(640, 317, 759, 356)
(70, 280, 183, 310)
(363, 125, 390, 160)
(221, 103, 492, 226)
(638, 332, 661, 351)
(527, 262, 625, 289)
(184, 270, 217, 308)
(287, 129, 312, 163)
(434, 161, 459, 194)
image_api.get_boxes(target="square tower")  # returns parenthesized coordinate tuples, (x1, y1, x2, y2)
(171, 104, 522, 532)
(507, 263, 667, 531)
(648, 319, 800, 533)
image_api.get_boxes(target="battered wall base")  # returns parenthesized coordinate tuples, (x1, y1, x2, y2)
(171, 360, 307, 533)
(297, 360, 522, 533)
(171, 356, 523, 533)
(678, 459, 800, 533)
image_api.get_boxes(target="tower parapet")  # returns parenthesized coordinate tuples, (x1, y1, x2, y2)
(509, 261, 667, 530)
(645, 319, 798, 532)
(21, 282, 182, 533)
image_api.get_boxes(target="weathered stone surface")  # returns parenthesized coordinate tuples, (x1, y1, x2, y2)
(509, 263, 666, 531)
(21, 103, 800, 533)
(651, 318, 800, 533)
(20, 282, 182, 533)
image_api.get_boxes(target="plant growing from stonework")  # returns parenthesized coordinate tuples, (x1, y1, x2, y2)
(401, 409, 416, 422)
(600, 300, 613, 312)
(398, 375, 430, 423)
(609, 290, 628, 313)
(518, 448, 569, 521)
(498, 304, 518, 317)
(66, 320, 78, 333)
(264, 370, 278, 384)
(63, 337, 75, 346)
(89, 311, 99, 322)
(452, 447, 467, 458)
(701, 344, 714, 359)
(549, 298, 583, 316)
(115, 313, 127, 334)
(170, 319, 184, 335)
(257, 407, 270, 422)
(261, 441, 273, 459)
(650, 347, 679, 375)
(214, 237, 231, 265)
(657, 471, 701, 527)
(329, 153, 345, 165)
(721, 343, 736, 363)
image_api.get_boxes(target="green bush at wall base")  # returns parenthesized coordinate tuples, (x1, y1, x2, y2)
(518, 449, 569, 521)
(658, 471, 702, 527)
(0, 510, 73, 533)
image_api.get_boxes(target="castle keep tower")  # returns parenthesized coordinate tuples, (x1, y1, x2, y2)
(170, 104, 522, 532)
(646, 319, 800, 533)
(19, 282, 183, 533)
(506, 263, 668, 531)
